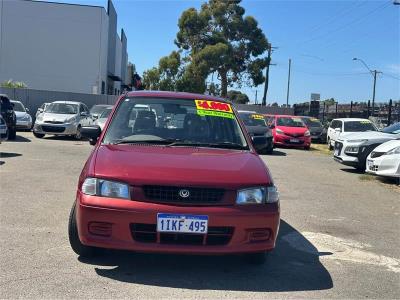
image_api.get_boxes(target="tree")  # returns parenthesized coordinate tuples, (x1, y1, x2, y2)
(175, 0, 269, 97)
(323, 98, 335, 106)
(142, 67, 160, 90)
(226, 90, 249, 104)
(1, 79, 27, 88)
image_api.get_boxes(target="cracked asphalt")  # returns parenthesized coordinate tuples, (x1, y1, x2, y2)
(0, 132, 399, 299)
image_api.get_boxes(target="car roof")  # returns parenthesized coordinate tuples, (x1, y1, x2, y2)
(125, 90, 228, 103)
(91, 104, 111, 107)
(238, 110, 257, 114)
(332, 118, 371, 122)
(10, 100, 22, 104)
(52, 101, 81, 105)
(273, 115, 298, 118)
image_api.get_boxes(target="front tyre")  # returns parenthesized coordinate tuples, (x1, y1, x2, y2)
(75, 126, 82, 140)
(33, 131, 45, 138)
(68, 201, 96, 257)
(328, 138, 333, 150)
(244, 252, 269, 265)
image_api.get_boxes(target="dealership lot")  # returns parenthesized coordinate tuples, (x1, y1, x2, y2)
(0, 132, 399, 299)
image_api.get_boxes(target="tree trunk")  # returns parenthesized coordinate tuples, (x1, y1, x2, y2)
(219, 70, 228, 98)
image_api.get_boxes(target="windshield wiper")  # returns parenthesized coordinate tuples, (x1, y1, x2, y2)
(167, 141, 248, 150)
(110, 138, 182, 145)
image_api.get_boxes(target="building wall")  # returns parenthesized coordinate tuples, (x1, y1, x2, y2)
(0, 0, 109, 94)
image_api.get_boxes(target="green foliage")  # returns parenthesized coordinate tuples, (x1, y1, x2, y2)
(175, 0, 269, 96)
(1, 79, 27, 88)
(142, 0, 268, 97)
(323, 98, 336, 105)
(226, 90, 249, 104)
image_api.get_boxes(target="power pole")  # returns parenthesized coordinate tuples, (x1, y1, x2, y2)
(262, 44, 277, 106)
(371, 70, 382, 117)
(286, 58, 292, 107)
(255, 90, 258, 104)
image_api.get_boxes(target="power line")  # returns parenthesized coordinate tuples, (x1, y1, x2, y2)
(382, 73, 400, 80)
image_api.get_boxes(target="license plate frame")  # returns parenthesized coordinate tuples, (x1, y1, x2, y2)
(290, 138, 300, 143)
(157, 213, 208, 234)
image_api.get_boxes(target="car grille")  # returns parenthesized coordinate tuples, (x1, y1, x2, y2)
(41, 125, 65, 133)
(130, 223, 234, 246)
(334, 141, 343, 156)
(285, 132, 303, 137)
(370, 152, 385, 158)
(44, 121, 64, 124)
(143, 185, 225, 204)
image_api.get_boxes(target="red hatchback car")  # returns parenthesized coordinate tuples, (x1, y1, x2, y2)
(268, 115, 311, 150)
(69, 91, 280, 264)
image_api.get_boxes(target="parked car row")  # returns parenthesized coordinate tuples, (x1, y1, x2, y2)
(330, 118, 400, 179)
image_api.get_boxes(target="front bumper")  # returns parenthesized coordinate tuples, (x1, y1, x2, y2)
(76, 193, 280, 255)
(253, 136, 273, 152)
(16, 120, 32, 130)
(33, 122, 78, 135)
(274, 134, 311, 148)
(0, 125, 7, 140)
(366, 156, 400, 177)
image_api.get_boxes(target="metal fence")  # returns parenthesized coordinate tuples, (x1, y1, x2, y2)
(0, 87, 118, 119)
(294, 100, 400, 126)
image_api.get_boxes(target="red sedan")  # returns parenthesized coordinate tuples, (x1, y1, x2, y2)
(69, 91, 280, 264)
(269, 115, 311, 150)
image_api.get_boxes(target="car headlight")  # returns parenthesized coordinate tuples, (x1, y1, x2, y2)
(236, 186, 279, 204)
(36, 115, 43, 122)
(345, 146, 359, 154)
(348, 139, 368, 143)
(276, 128, 284, 135)
(66, 116, 76, 123)
(20, 114, 30, 121)
(384, 146, 400, 155)
(304, 130, 310, 137)
(81, 178, 130, 199)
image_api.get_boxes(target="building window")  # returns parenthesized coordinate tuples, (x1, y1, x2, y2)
(114, 88, 117, 95)
(101, 81, 105, 94)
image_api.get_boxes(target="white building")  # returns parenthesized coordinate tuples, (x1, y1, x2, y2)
(0, 0, 129, 95)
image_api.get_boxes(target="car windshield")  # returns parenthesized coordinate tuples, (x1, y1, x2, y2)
(46, 103, 78, 114)
(90, 105, 108, 115)
(302, 117, 322, 127)
(382, 122, 400, 134)
(277, 117, 306, 127)
(103, 97, 248, 150)
(12, 102, 25, 112)
(100, 108, 112, 119)
(239, 113, 267, 127)
(344, 121, 377, 132)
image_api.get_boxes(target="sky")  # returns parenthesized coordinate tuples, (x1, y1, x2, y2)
(43, 0, 399, 104)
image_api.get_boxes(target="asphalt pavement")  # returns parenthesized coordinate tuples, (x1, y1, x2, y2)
(0, 132, 399, 299)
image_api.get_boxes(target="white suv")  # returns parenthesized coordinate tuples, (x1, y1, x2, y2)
(333, 122, 399, 171)
(327, 118, 377, 150)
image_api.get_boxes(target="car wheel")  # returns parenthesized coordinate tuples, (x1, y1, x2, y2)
(68, 201, 96, 257)
(75, 126, 82, 140)
(328, 138, 333, 150)
(8, 127, 16, 140)
(266, 146, 274, 154)
(33, 132, 45, 138)
(244, 252, 269, 265)
(304, 145, 310, 150)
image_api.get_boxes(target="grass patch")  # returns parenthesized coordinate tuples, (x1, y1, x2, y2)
(359, 174, 375, 181)
(310, 143, 332, 155)
(359, 173, 400, 191)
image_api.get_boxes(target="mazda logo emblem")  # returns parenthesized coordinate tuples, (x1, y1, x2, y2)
(179, 189, 190, 198)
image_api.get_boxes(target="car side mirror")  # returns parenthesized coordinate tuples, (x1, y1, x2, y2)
(81, 125, 101, 145)
(251, 136, 268, 148)
(38, 108, 43, 113)
(270, 124, 275, 129)
(335, 128, 341, 133)
(92, 115, 99, 120)
(26, 108, 30, 113)
(80, 112, 88, 117)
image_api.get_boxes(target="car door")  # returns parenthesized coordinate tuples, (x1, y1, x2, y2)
(331, 120, 342, 143)
(79, 104, 90, 126)
(327, 120, 336, 143)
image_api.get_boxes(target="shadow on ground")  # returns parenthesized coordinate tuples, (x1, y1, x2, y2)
(0, 152, 22, 158)
(7, 135, 31, 143)
(79, 220, 333, 292)
(340, 168, 363, 174)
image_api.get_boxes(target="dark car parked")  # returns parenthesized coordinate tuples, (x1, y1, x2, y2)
(238, 111, 273, 154)
(300, 116, 326, 143)
(0, 94, 16, 140)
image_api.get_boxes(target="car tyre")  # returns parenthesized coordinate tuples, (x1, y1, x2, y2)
(68, 201, 96, 257)
(328, 138, 333, 150)
(244, 252, 269, 265)
(8, 127, 16, 140)
(75, 126, 82, 140)
(304, 145, 310, 150)
(33, 132, 45, 138)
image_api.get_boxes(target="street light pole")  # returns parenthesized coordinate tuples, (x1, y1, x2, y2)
(352, 58, 381, 117)
(286, 58, 291, 107)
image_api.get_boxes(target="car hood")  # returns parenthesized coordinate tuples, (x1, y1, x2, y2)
(41, 113, 76, 122)
(245, 125, 270, 135)
(372, 140, 400, 152)
(15, 111, 30, 119)
(308, 126, 323, 133)
(93, 145, 272, 189)
(95, 118, 107, 130)
(276, 126, 308, 135)
(339, 131, 398, 143)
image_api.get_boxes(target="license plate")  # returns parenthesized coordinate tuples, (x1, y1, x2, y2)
(334, 149, 339, 156)
(157, 213, 208, 234)
(290, 138, 299, 143)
